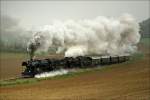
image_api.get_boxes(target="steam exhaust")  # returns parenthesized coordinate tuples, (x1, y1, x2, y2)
(35, 69, 68, 78)
(27, 13, 141, 59)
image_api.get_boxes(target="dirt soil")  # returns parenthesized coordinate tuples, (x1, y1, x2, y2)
(0, 53, 25, 80)
(0, 42, 150, 100)
(0, 54, 150, 100)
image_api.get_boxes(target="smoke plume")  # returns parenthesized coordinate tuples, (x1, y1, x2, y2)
(27, 14, 141, 57)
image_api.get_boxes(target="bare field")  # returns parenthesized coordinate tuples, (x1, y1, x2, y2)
(0, 53, 149, 100)
(0, 38, 150, 100)
(0, 53, 27, 80)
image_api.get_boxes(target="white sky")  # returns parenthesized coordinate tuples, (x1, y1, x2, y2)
(1, 0, 150, 29)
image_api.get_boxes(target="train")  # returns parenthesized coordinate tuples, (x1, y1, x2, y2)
(22, 55, 130, 77)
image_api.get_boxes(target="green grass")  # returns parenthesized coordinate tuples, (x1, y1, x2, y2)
(0, 78, 40, 87)
(129, 52, 144, 62)
(140, 37, 150, 47)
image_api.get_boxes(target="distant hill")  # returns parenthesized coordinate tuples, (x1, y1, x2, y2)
(139, 18, 150, 37)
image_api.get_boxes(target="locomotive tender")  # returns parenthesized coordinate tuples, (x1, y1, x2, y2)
(22, 55, 129, 77)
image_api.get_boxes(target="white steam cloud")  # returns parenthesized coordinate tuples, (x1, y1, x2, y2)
(35, 69, 68, 78)
(27, 14, 141, 57)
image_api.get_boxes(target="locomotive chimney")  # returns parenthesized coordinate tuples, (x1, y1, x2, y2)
(27, 41, 41, 60)
(28, 43, 36, 60)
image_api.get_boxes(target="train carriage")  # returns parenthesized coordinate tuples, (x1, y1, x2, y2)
(100, 56, 110, 65)
(91, 57, 101, 66)
(110, 56, 119, 64)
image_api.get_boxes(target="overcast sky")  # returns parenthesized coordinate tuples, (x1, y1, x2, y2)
(0, 0, 149, 29)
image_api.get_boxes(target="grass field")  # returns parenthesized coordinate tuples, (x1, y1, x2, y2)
(0, 37, 149, 100)
(140, 37, 150, 47)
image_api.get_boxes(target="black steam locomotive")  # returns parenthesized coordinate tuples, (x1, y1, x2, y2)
(22, 55, 129, 77)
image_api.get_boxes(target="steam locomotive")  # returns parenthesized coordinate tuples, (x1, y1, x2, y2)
(22, 55, 130, 77)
